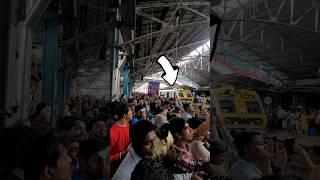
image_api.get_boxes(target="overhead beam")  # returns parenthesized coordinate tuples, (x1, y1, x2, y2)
(136, 9, 166, 26)
(137, 1, 210, 9)
(149, 0, 183, 57)
(116, 20, 209, 48)
(221, 0, 320, 33)
(181, 6, 209, 20)
(135, 40, 207, 62)
(224, 18, 319, 33)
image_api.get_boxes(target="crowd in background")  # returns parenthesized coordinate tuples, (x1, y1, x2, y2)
(268, 106, 320, 136)
(109, 92, 211, 180)
(1, 92, 320, 180)
(0, 98, 110, 180)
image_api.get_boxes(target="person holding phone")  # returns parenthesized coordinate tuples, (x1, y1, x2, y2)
(182, 104, 195, 121)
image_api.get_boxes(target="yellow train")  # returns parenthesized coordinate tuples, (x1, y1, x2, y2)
(176, 87, 194, 104)
(212, 86, 267, 129)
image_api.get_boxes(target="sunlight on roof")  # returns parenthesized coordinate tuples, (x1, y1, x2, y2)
(142, 39, 209, 85)
(134, 82, 169, 92)
(144, 72, 163, 81)
(178, 39, 210, 66)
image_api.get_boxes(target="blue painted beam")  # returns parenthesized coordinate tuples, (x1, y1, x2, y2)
(41, 10, 58, 108)
(128, 69, 132, 98)
(123, 64, 129, 96)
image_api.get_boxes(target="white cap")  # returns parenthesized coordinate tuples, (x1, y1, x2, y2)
(154, 114, 169, 128)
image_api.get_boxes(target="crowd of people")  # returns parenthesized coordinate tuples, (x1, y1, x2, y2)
(268, 106, 320, 136)
(110, 93, 211, 180)
(0, 99, 110, 180)
(1, 92, 320, 180)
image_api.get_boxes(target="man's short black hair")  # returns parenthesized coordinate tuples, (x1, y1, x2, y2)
(234, 131, 261, 157)
(134, 105, 144, 113)
(130, 120, 155, 157)
(22, 131, 67, 180)
(29, 102, 50, 119)
(131, 157, 174, 180)
(168, 117, 186, 138)
(35, 102, 50, 114)
(115, 103, 130, 119)
(188, 117, 206, 129)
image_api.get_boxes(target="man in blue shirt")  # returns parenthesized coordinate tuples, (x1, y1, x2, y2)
(229, 131, 272, 180)
(130, 105, 147, 126)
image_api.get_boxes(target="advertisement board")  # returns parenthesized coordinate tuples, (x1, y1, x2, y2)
(148, 81, 160, 95)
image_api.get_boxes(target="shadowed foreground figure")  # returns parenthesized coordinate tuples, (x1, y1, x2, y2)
(23, 131, 73, 180)
(131, 157, 174, 180)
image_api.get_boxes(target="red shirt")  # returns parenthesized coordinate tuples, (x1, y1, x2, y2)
(109, 122, 131, 162)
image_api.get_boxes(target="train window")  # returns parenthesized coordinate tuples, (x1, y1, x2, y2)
(219, 99, 236, 113)
(245, 101, 262, 114)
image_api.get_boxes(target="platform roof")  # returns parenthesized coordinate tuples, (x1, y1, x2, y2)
(119, 0, 210, 86)
(212, 0, 320, 90)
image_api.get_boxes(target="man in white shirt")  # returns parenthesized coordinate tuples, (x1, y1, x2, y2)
(277, 106, 287, 129)
(112, 121, 157, 180)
